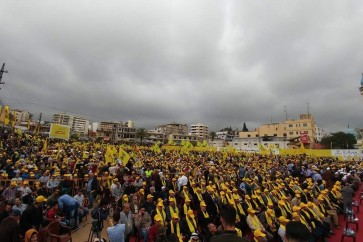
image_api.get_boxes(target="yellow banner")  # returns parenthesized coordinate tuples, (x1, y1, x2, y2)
(49, 124, 70, 140)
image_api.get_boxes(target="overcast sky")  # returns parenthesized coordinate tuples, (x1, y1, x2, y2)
(1, 0, 363, 132)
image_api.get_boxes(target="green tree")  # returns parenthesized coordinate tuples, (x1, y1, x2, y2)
(321, 132, 357, 149)
(136, 128, 148, 145)
(210, 131, 216, 141)
(242, 122, 248, 132)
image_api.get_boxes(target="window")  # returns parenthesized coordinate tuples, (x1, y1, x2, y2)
(264, 134, 268, 137)
(289, 132, 293, 135)
(254, 143, 257, 146)
(247, 135, 251, 137)
(296, 132, 299, 134)
(235, 143, 238, 145)
(264, 143, 268, 146)
(256, 134, 259, 137)
(283, 133, 287, 137)
(289, 124, 293, 127)
(274, 134, 277, 136)
(244, 143, 248, 145)
(303, 123, 307, 127)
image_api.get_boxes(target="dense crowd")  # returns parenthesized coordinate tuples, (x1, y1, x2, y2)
(0, 127, 361, 242)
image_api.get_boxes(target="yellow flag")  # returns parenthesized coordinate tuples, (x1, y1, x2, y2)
(42, 139, 48, 151)
(151, 143, 161, 154)
(202, 140, 209, 147)
(27, 118, 31, 130)
(105, 146, 114, 164)
(118, 146, 131, 165)
(4, 105, 10, 126)
(56, 144, 61, 160)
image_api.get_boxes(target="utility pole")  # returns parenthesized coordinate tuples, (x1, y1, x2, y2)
(283, 105, 288, 121)
(38, 113, 42, 123)
(0, 63, 8, 89)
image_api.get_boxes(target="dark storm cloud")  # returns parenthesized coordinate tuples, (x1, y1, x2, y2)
(1, 0, 362, 132)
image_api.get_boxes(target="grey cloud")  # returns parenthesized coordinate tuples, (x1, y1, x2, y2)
(1, 0, 362, 133)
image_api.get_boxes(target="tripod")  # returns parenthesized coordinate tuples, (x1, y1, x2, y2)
(88, 220, 103, 242)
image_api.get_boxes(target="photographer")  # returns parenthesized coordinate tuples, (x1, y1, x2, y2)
(91, 198, 110, 237)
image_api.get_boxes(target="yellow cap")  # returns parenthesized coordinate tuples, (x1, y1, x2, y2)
(147, 194, 154, 199)
(187, 210, 195, 218)
(154, 214, 162, 222)
(247, 207, 255, 214)
(254, 229, 266, 238)
(200, 201, 207, 207)
(35, 195, 47, 203)
(278, 216, 290, 223)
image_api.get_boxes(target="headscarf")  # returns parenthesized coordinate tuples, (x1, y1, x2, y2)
(25, 229, 38, 242)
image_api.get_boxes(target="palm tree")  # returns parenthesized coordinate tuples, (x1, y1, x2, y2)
(136, 128, 148, 145)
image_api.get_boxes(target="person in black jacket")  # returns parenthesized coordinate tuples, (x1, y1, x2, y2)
(202, 188, 218, 219)
(210, 204, 248, 242)
(19, 196, 45, 235)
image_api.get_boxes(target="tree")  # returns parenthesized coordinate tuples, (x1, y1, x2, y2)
(242, 122, 248, 132)
(321, 132, 357, 149)
(210, 131, 216, 141)
(136, 128, 148, 145)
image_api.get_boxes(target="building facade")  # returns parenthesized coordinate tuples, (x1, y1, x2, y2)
(53, 113, 74, 126)
(315, 125, 326, 142)
(53, 113, 89, 135)
(216, 131, 234, 141)
(239, 114, 316, 146)
(190, 123, 209, 139)
(157, 123, 188, 137)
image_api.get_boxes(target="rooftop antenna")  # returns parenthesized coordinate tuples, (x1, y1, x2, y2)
(0, 63, 8, 89)
(283, 105, 288, 121)
(307, 102, 310, 115)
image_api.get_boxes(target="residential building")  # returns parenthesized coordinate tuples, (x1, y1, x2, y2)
(190, 123, 209, 139)
(115, 122, 136, 141)
(53, 113, 74, 126)
(167, 133, 198, 145)
(315, 125, 326, 142)
(239, 114, 316, 146)
(216, 131, 234, 141)
(157, 123, 188, 137)
(53, 113, 89, 135)
(12, 110, 31, 123)
(229, 137, 289, 151)
(72, 116, 89, 135)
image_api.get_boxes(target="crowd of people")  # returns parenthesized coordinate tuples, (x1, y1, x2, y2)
(0, 127, 361, 242)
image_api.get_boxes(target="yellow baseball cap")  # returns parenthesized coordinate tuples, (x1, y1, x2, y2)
(35, 195, 47, 203)
(187, 210, 194, 218)
(254, 229, 266, 238)
(154, 214, 162, 222)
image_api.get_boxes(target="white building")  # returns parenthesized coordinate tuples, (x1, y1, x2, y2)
(230, 137, 289, 151)
(53, 113, 74, 126)
(12, 110, 31, 123)
(53, 113, 89, 135)
(91, 122, 99, 132)
(216, 131, 234, 141)
(315, 125, 326, 142)
(190, 123, 209, 139)
(127, 120, 135, 128)
(72, 116, 89, 135)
